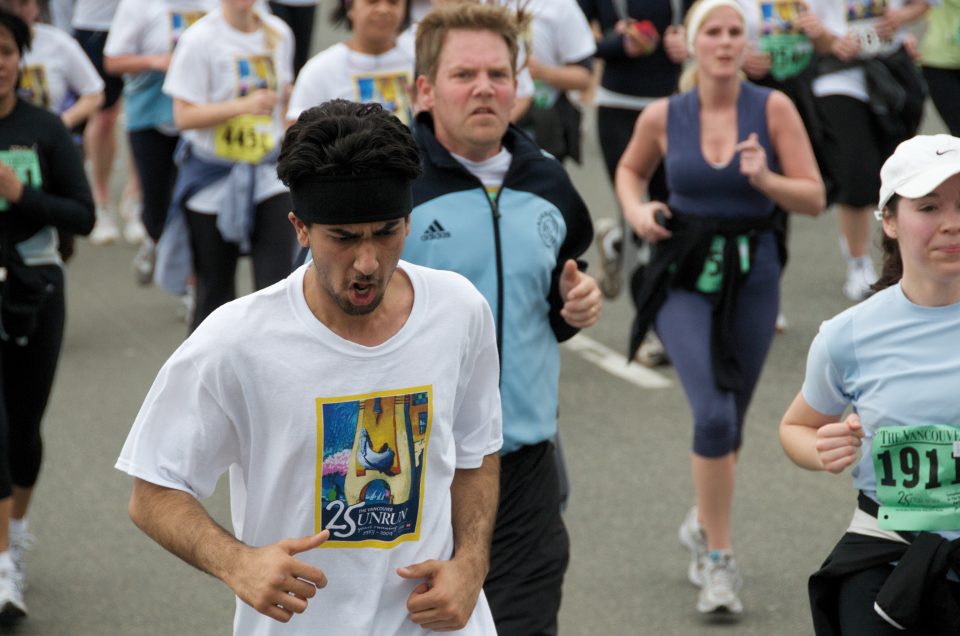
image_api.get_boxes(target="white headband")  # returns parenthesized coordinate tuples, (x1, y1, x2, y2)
(686, 0, 746, 53)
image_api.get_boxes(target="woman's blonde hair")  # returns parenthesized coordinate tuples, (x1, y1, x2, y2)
(677, 0, 746, 92)
(249, 4, 279, 52)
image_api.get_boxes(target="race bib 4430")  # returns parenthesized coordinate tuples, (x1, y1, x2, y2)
(873, 424, 960, 531)
(214, 114, 274, 164)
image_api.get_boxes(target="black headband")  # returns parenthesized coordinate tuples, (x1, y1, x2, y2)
(290, 173, 413, 224)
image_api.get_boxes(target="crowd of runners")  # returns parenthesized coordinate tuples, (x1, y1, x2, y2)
(0, 0, 958, 634)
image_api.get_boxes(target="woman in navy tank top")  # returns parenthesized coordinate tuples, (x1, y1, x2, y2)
(615, 0, 824, 616)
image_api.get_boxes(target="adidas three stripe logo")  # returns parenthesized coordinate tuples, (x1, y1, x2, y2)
(421, 220, 451, 240)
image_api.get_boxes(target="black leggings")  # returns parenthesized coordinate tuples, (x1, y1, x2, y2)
(922, 66, 960, 137)
(129, 128, 180, 242)
(268, 2, 316, 78)
(836, 564, 960, 635)
(0, 266, 65, 499)
(185, 193, 295, 332)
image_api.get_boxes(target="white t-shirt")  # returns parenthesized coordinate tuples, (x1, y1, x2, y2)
(163, 7, 294, 212)
(19, 24, 104, 114)
(738, 0, 762, 44)
(72, 0, 120, 30)
(287, 42, 415, 124)
(117, 261, 502, 636)
(808, 0, 908, 100)
(516, 0, 596, 67)
(105, 0, 216, 59)
(49, 0, 74, 32)
(512, 0, 596, 107)
(451, 147, 512, 198)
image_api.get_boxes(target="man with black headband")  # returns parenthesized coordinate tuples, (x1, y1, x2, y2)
(117, 100, 502, 635)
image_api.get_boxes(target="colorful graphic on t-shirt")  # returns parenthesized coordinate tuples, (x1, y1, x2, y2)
(169, 10, 206, 50)
(236, 54, 277, 97)
(0, 147, 42, 211)
(17, 65, 50, 110)
(353, 71, 414, 126)
(315, 387, 432, 548)
(758, 0, 813, 80)
(847, 0, 887, 21)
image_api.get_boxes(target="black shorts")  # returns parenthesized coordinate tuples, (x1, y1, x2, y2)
(74, 28, 124, 110)
(814, 95, 887, 208)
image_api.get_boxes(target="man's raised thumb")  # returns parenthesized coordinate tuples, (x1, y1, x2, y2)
(287, 530, 330, 555)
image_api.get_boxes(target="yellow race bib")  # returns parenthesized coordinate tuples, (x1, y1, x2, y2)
(214, 114, 274, 164)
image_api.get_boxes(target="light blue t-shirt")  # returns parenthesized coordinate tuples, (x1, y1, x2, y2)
(802, 283, 960, 541)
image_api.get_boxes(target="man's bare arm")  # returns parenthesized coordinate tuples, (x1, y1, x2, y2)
(450, 453, 500, 577)
(128, 478, 329, 623)
(399, 453, 500, 631)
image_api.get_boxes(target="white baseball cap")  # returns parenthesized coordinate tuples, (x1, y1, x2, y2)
(876, 134, 960, 218)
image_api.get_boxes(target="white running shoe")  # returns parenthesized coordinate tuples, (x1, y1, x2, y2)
(775, 312, 789, 334)
(843, 257, 877, 302)
(678, 506, 707, 587)
(635, 331, 669, 368)
(8, 528, 33, 593)
(594, 217, 623, 299)
(89, 207, 121, 245)
(123, 217, 147, 245)
(697, 550, 743, 615)
(178, 285, 196, 326)
(0, 556, 26, 621)
(121, 195, 146, 244)
(133, 238, 156, 286)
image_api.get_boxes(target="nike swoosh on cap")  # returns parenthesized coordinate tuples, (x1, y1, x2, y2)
(936, 149, 956, 156)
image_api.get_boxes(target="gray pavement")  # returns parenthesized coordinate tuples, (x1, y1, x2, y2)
(7, 14, 950, 636)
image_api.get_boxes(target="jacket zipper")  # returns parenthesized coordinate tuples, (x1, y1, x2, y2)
(488, 190, 505, 378)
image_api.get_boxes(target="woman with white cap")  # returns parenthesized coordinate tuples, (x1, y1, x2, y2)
(615, 0, 824, 616)
(780, 134, 960, 634)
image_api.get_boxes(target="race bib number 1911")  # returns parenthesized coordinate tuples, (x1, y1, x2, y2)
(214, 114, 274, 164)
(872, 424, 960, 531)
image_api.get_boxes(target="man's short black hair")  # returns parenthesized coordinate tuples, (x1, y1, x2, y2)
(278, 100, 422, 190)
(329, 0, 411, 32)
(0, 9, 31, 57)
